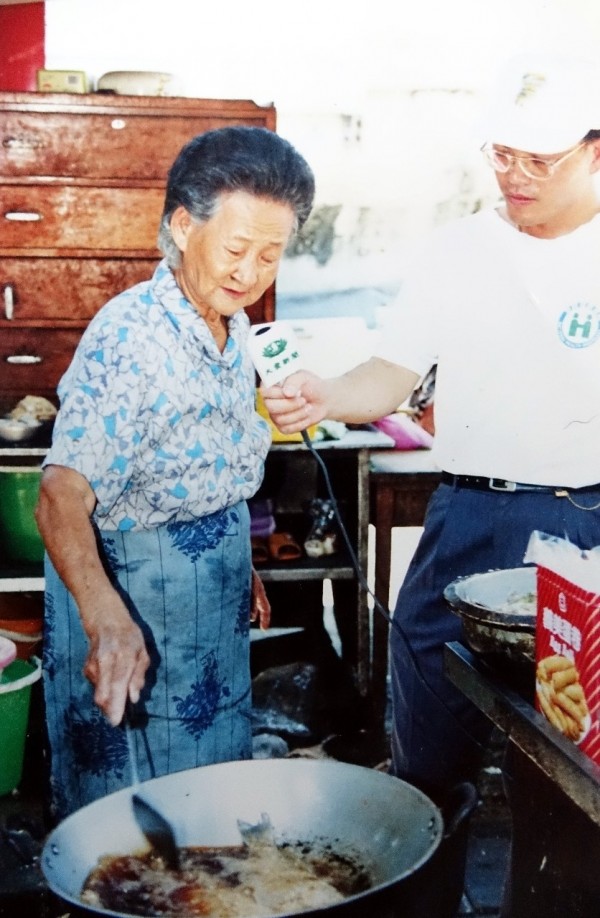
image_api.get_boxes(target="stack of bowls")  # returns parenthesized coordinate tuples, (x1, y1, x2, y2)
(0, 417, 42, 445)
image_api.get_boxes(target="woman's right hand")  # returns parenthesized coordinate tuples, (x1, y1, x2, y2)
(81, 593, 151, 727)
(36, 464, 151, 727)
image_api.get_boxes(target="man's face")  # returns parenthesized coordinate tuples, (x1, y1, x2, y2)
(171, 190, 295, 318)
(493, 140, 600, 235)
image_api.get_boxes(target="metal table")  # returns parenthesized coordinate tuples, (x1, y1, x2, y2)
(445, 642, 600, 917)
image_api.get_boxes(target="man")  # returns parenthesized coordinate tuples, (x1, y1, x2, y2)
(262, 53, 600, 915)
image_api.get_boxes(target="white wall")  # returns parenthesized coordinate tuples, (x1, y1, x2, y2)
(44, 0, 600, 315)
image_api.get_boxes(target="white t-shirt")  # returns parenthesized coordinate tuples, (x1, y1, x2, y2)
(376, 209, 600, 487)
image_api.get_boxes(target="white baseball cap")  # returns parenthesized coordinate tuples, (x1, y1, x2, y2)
(477, 52, 600, 154)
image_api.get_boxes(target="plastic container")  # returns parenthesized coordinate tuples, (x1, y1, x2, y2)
(0, 592, 44, 659)
(0, 656, 42, 795)
(0, 466, 44, 563)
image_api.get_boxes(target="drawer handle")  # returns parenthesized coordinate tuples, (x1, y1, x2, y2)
(111, 119, 126, 130)
(4, 211, 42, 222)
(2, 134, 44, 151)
(3, 285, 14, 320)
(5, 355, 43, 365)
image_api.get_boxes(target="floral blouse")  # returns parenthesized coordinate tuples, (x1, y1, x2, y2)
(45, 260, 271, 531)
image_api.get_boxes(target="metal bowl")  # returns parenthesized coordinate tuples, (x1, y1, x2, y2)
(444, 567, 536, 663)
(0, 418, 42, 443)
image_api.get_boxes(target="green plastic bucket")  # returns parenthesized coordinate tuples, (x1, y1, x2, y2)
(0, 466, 44, 563)
(0, 656, 42, 795)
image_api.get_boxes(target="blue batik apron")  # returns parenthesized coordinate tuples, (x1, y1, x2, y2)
(43, 501, 252, 821)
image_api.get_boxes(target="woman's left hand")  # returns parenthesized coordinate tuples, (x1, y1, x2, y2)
(250, 567, 271, 630)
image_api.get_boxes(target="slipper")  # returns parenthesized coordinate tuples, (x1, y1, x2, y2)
(304, 533, 338, 558)
(251, 536, 269, 565)
(268, 532, 302, 562)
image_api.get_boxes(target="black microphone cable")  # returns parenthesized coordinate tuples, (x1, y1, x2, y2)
(300, 428, 487, 749)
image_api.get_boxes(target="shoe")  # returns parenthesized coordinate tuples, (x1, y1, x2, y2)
(304, 533, 337, 558)
(251, 536, 269, 565)
(304, 498, 338, 558)
(267, 532, 302, 561)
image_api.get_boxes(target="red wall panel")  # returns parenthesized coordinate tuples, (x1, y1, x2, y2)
(0, 2, 45, 91)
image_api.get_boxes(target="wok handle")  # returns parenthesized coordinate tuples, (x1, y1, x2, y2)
(441, 781, 478, 840)
(400, 781, 480, 918)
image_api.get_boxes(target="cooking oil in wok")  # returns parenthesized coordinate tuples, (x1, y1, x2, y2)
(81, 813, 372, 916)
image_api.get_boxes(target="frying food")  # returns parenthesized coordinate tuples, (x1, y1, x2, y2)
(82, 813, 371, 917)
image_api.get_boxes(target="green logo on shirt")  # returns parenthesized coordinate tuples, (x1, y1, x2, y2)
(557, 304, 600, 348)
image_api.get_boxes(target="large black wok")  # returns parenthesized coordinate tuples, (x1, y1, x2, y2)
(41, 758, 463, 918)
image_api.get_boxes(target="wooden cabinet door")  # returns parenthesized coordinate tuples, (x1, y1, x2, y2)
(0, 258, 273, 325)
(1, 110, 272, 181)
(0, 326, 82, 395)
(2, 186, 164, 251)
(0, 257, 158, 321)
(0, 93, 276, 181)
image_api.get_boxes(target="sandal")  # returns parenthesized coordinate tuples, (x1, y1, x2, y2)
(268, 531, 302, 561)
(304, 498, 338, 558)
(251, 536, 269, 565)
(304, 533, 338, 558)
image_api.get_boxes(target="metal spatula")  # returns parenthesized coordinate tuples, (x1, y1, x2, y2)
(124, 713, 180, 871)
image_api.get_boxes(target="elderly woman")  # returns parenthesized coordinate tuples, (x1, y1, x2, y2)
(35, 126, 315, 820)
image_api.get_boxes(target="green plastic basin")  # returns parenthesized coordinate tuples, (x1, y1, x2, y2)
(0, 466, 44, 563)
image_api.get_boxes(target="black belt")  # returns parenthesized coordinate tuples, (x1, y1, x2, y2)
(441, 472, 600, 494)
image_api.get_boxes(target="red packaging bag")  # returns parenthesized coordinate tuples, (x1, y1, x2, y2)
(524, 531, 600, 766)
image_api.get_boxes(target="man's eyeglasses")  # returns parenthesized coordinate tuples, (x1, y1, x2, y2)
(481, 141, 586, 181)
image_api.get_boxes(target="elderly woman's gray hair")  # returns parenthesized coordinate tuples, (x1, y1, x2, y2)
(158, 126, 315, 268)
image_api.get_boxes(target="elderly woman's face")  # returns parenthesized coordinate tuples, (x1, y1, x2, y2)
(170, 190, 295, 318)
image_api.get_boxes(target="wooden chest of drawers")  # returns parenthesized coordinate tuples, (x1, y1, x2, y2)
(0, 92, 277, 403)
